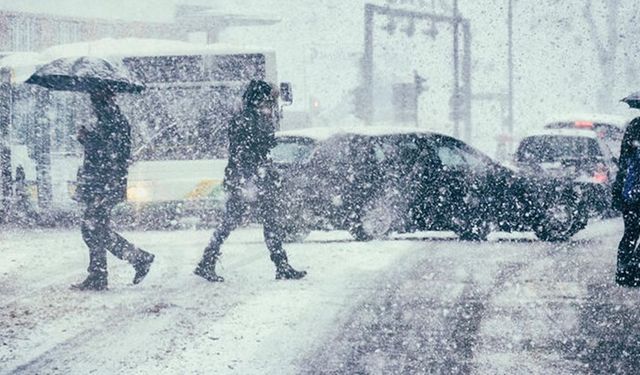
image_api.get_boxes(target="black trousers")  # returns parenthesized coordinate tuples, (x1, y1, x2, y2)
(200, 174, 288, 268)
(617, 206, 640, 278)
(81, 199, 144, 275)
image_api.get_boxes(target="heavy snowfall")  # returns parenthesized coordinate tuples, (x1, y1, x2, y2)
(2, 0, 640, 374)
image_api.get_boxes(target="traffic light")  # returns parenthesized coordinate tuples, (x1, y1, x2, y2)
(413, 70, 427, 94)
(310, 96, 320, 115)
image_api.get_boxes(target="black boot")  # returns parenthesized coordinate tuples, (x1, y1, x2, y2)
(270, 251, 306, 280)
(616, 257, 640, 287)
(616, 268, 640, 287)
(71, 272, 108, 291)
(275, 263, 307, 280)
(194, 259, 224, 282)
(132, 251, 155, 285)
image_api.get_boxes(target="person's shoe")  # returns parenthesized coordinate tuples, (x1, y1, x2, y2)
(275, 263, 307, 280)
(71, 273, 108, 291)
(616, 268, 640, 287)
(194, 265, 224, 282)
(133, 252, 155, 285)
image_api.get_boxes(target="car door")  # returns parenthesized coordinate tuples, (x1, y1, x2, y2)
(305, 135, 352, 225)
(370, 134, 427, 231)
(427, 136, 496, 228)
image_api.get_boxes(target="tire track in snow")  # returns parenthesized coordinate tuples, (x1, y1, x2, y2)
(301, 239, 566, 375)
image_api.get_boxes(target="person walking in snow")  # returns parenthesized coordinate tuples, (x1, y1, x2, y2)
(194, 80, 307, 282)
(612, 93, 640, 287)
(72, 87, 155, 291)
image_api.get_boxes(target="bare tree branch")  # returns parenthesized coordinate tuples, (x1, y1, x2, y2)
(583, 0, 606, 60)
(605, 0, 620, 61)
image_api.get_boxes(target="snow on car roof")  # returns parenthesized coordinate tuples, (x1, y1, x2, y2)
(276, 126, 436, 141)
(544, 113, 630, 128)
(524, 128, 599, 139)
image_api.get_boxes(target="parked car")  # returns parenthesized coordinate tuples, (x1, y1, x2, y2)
(515, 128, 617, 217)
(272, 127, 588, 242)
(543, 115, 628, 158)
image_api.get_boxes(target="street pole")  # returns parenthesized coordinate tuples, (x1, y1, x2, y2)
(363, 4, 374, 126)
(34, 88, 52, 211)
(452, 0, 460, 138)
(462, 20, 472, 142)
(507, 0, 514, 147)
(0, 68, 11, 222)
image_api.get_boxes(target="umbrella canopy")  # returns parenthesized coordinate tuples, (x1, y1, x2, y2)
(25, 56, 144, 94)
(621, 91, 640, 109)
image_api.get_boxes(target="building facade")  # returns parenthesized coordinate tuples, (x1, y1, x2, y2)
(0, 10, 187, 53)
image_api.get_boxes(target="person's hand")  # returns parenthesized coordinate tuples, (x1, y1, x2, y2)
(612, 191, 623, 212)
(77, 126, 87, 144)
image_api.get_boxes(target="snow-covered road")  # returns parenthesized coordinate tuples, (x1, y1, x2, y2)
(304, 220, 640, 374)
(0, 220, 637, 374)
(0, 226, 419, 374)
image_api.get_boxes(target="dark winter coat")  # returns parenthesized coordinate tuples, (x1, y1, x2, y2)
(612, 116, 640, 209)
(223, 108, 277, 192)
(77, 98, 131, 206)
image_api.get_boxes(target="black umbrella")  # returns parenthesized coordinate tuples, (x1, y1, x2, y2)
(621, 91, 640, 109)
(25, 56, 144, 94)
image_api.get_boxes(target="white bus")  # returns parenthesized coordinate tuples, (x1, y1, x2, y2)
(3, 38, 290, 227)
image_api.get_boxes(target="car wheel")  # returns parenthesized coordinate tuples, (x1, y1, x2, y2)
(451, 189, 490, 241)
(349, 192, 399, 241)
(534, 191, 586, 242)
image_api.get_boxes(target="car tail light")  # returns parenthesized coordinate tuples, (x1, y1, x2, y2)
(575, 121, 594, 128)
(593, 171, 608, 183)
(593, 164, 608, 184)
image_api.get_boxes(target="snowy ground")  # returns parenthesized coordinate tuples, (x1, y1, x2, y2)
(0, 219, 637, 374)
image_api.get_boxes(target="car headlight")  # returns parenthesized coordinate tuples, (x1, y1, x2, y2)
(127, 181, 153, 202)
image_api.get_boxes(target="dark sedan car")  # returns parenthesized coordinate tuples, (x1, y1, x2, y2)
(271, 127, 588, 242)
(515, 129, 617, 217)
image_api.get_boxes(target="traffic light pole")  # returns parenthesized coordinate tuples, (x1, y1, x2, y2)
(363, 4, 374, 126)
(507, 0, 514, 147)
(453, 0, 460, 138)
(362, 4, 472, 140)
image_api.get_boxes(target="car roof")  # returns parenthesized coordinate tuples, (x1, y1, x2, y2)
(523, 128, 600, 139)
(276, 126, 437, 141)
(543, 113, 630, 128)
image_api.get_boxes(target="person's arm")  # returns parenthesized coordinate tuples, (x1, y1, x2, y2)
(612, 118, 640, 207)
(618, 124, 635, 172)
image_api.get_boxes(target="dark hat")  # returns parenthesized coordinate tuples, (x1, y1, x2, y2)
(242, 80, 276, 108)
(621, 91, 640, 109)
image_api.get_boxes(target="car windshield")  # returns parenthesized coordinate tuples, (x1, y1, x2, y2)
(516, 135, 603, 163)
(270, 138, 315, 163)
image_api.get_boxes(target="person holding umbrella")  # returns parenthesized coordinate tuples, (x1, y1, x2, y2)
(194, 80, 307, 282)
(27, 56, 154, 291)
(612, 91, 640, 287)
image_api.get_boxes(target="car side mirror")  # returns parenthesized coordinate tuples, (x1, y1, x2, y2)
(280, 82, 293, 105)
